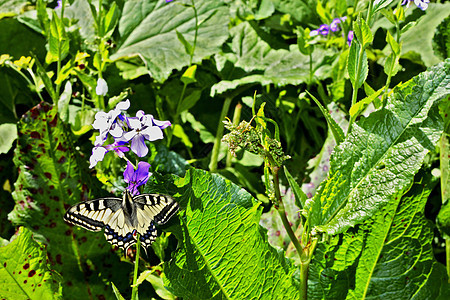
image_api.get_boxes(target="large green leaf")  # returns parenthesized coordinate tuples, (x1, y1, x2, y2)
(163, 168, 300, 298)
(308, 59, 449, 235)
(0, 227, 62, 300)
(309, 172, 450, 299)
(347, 173, 449, 299)
(401, 2, 450, 67)
(111, 0, 229, 82)
(9, 102, 130, 299)
(211, 22, 333, 95)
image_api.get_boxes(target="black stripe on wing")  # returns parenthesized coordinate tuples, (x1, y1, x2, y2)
(63, 198, 121, 231)
(134, 194, 179, 225)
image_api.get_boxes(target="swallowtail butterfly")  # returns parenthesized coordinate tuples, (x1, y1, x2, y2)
(63, 190, 179, 251)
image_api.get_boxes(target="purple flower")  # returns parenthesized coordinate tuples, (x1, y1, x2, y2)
(89, 142, 130, 168)
(92, 99, 130, 146)
(166, 0, 174, 2)
(309, 29, 319, 37)
(402, 0, 430, 10)
(124, 161, 152, 196)
(347, 31, 354, 46)
(318, 24, 330, 36)
(330, 17, 346, 32)
(120, 111, 171, 157)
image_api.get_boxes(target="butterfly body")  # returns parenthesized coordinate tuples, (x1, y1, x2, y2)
(64, 190, 178, 251)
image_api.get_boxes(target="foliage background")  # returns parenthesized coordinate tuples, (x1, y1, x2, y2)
(0, 0, 449, 299)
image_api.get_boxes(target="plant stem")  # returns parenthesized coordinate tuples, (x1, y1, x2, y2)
(446, 238, 450, 282)
(347, 42, 365, 135)
(226, 102, 242, 167)
(189, 0, 198, 66)
(209, 97, 232, 172)
(308, 51, 313, 86)
(271, 166, 303, 256)
(131, 235, 141, 300)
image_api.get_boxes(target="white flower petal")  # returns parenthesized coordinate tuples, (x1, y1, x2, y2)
(127, 117, 142, 130)
(142, 126, 163, 141)
(115, 99, 130, 111)
(109, 123, 124, 138)
(96, 78, 108, 96)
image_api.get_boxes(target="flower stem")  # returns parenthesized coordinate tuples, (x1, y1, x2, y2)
(131, 235, 141, 300)
(209, 96, 232, 172)
(226, 102, 242, 167)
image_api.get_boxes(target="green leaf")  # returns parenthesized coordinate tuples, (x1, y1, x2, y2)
(310, 172, 450, 299)
(432, 14, 450, 61)
(34, 58, 57, 102)
(104, 2, 119, 38)
(283, 166, 307, 209)
(386, 30, 400, 56)
(176, 30, 193, 57)
(347, 40, 368, 90)
(401, 2, 450, 67)
(46, 11, 69, 64)
(111, 282, 126, 300)
(9, 103, 130, 299)
(309, 59, 449, 235)
(138, 269, 176, 300)
(307, 91, 345, 146)
(254, 0, 275, 20)
(373, 0, 395, 14)
(347, 173, 450, 299)
(359, 19, 373, 47)
(349, 88, 383, 118)
(0, 0, 27, 18)
(111, 0, 229, 82)
(164, 169, 300, 298)
(271, 0, 318, 23)
(0, 227, 62, 300)
(0, 123, 17, 154)
(180, 64, 197, 85)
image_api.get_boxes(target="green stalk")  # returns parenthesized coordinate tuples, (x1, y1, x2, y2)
(189, 0, 198, 66)
(131, 235, 141, 300)
(446, 239, 450, 282)
(226, 103, 242, 167)
(308, 51, 313, 86)
(209, 97, 232, 172)
(347, 0, 375, 135)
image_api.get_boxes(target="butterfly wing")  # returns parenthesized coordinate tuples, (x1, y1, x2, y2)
(64, 197, 136, 250)
(132, 194, 179, 247)
(63, 197, 122, 232)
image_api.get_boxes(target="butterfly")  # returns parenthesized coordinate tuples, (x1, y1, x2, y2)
(63, 189, 179, 252)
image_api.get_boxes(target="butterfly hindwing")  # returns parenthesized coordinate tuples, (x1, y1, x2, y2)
(63, 191, 179, 252)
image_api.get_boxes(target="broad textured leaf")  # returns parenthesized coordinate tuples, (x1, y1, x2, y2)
(401, 2, 450, 67)
(309, 59, 449, 235)
(0, 0, 27, 18)
(0, 123, 17, 154)
(271, 0, 318, 23)
(9, 102, 130, 299)
(309, 173, 450, 299)
(111, 0, 229, 82)
(0, 226, 62, 300)
(163, 169, 300, 298)
(347, 173, 450, 299)
(432, 14, 450, 61)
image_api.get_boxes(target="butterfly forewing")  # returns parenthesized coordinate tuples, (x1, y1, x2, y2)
(63, 191, 179, 251)
(63, 197, 122, 232)
(133, 194, 179, 225)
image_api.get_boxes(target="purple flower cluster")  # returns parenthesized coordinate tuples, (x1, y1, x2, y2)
(401, 0, 430, 11)
(310, 17, 354, 46)
(89, 99, 171, 195)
